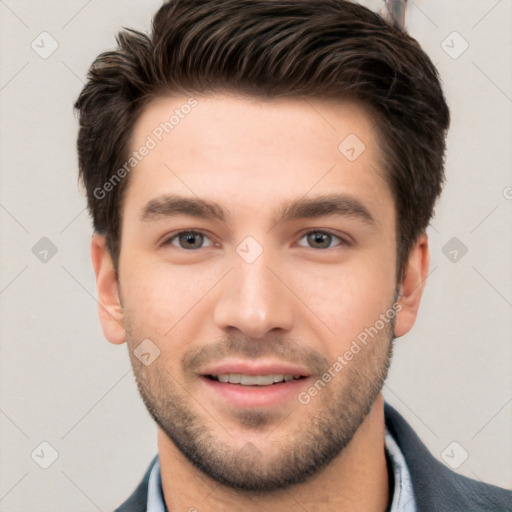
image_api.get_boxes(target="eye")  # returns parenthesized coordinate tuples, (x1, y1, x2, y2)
(297, 230, 347, 249)
(161, 230, 214, 250)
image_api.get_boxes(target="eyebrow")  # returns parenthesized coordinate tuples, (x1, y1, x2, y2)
(141, 194, 228, 223)
(276, 193, 376, 228)
(139, 193, 377, 228)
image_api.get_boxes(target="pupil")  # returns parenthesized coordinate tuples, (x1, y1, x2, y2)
(309, 232, 330, 248)
(181, 232, 202, 249)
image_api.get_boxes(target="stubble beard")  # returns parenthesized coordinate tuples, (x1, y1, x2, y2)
(126, 318, 395, 493)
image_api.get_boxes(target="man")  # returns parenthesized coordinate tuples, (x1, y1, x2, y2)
(74, 1, 512, 511)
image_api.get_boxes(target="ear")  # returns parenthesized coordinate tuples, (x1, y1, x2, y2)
(394, 233, 430, 338)
(90, 233, 126, 345)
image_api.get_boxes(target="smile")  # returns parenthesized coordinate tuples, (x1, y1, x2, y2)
(206, 374, 304, 386)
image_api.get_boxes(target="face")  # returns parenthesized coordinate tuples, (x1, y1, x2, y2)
(110, 94, 403, 491)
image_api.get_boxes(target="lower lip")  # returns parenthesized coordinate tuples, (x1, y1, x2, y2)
(201, 376, 309, 408)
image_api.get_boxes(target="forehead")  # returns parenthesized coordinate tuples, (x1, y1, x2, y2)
(123, 93, 392, 224)
(131, 92, 381, 159)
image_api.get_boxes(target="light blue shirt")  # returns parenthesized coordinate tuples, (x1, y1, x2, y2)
(385, 426, 417, 512)
(146, 456, 165, 512)
(147, 426, 417, 511)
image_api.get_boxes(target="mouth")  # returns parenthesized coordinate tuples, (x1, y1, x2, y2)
(204, 373, 306, 386)
(199, 362, 311, 408)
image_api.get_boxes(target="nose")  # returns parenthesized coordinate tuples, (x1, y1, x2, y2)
(212, 250, 295, 339)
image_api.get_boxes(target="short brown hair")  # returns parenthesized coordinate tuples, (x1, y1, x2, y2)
(75, 0, 450, 278)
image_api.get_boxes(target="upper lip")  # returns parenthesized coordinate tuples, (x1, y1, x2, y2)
(200, 360, 311, 377)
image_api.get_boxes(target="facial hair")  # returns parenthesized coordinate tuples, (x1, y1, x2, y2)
(126, 309, 395, 493)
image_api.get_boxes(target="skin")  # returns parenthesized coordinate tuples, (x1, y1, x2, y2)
(91, 93, 429, 511)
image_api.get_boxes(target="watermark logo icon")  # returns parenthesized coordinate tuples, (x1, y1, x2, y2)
(31, 441, 59, 469)
(441, 31, 469, 59)
(441, 441, 469, 469)
(31, 32, 59, 59)
(442, 236, 468, 263)
(338, 134, 366, 161)
(134, 338, 161, 366)
(237, 442, 263, 464)
(32, 237, 58, 263)
(236, 236, 263, 264)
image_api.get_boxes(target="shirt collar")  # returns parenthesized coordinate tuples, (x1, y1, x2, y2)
(147, 456, 166, 512)
(147, 426, 417, 512)
(385, 426, 417, 512)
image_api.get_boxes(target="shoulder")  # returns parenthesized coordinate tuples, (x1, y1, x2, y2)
(384, 402, 512, 512)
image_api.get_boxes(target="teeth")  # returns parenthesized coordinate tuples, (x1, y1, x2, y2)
(241, 375, 273, 385)
(213, 374, 300, 385)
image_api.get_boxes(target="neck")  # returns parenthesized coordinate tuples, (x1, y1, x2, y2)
(158, 394, 390, 512)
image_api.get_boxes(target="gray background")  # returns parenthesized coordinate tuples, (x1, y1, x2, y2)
(0, 1, 511, 510)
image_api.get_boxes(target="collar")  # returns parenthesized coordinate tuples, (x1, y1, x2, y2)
(147, 456, 166, 512)
(147, 426, 417, 512)
(385, 425, 417, 511)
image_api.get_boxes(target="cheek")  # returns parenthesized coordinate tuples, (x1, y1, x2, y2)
(121, 263, 219, 339)
(291, 253, 396, 342)
(121, 268, 175, 338)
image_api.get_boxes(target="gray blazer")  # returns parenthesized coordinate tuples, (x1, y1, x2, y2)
(114, 403, 512, 511)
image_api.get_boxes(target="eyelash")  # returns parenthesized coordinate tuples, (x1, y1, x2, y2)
(160, 229, 350, 250)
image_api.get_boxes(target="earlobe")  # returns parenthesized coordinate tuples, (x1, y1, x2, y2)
(90, 233, 126, 345)
(394, 234, 430, 338)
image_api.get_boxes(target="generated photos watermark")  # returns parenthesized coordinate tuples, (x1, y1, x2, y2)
(298, 301, 402, 405)
(93, 97, 198, 200)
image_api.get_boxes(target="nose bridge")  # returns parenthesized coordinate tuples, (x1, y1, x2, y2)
(213, 244, 294, 337)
